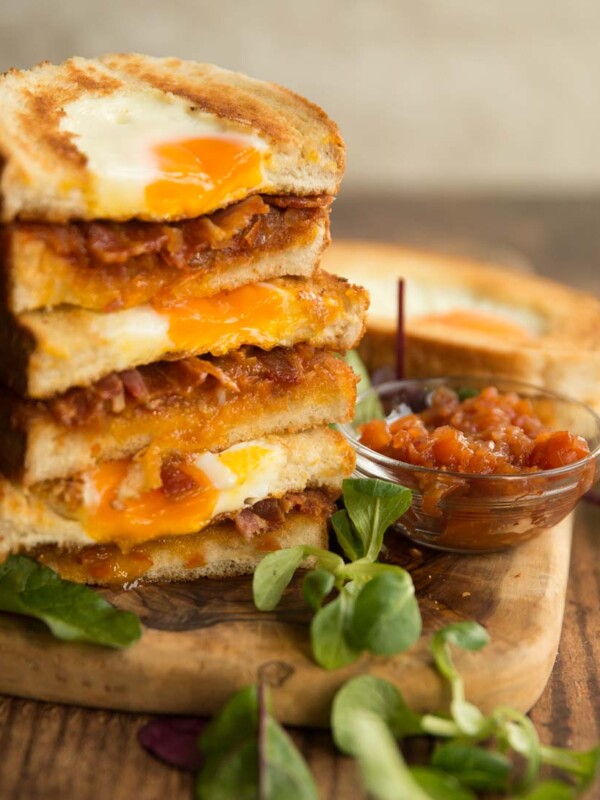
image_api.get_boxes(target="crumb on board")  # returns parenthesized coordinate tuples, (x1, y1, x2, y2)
(461, 591, 471, 598)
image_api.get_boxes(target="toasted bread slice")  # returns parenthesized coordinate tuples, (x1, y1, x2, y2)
(1, 195, 330, 313)
(0, 272, 368, 398)
(0, 55, 344, 222)
(0, 428, 354, 555)
(25, 506, 329, 586)
(325, 240, 600, 412)
(1, 346, 357, 484)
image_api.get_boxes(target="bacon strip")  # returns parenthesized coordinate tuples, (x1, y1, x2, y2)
(266, 195, 334, 209)
(17, 194, 329, 272)
(160, 462, 199, 499)
(44, 345, 318, 427)
(234, 490, 334, 539)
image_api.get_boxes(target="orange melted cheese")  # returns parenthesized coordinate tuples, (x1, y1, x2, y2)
(81, 443, 283, 547)
(145, 137, 263, 218)
(416, 310, 532, 340)
(154, 282, 343, 353)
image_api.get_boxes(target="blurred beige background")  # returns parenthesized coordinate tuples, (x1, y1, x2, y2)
(2, 0, 600, 194)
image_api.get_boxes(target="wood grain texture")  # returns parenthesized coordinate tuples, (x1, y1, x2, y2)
(0, 516, 572, 727)
(0, 507, 594, 800)
(0, 196, 598, 799)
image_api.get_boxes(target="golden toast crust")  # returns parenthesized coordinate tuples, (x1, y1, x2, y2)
(0, 55, 345, 222)
(325, 240, 600, 411)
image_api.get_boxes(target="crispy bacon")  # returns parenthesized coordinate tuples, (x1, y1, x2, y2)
(160, 461, 199, 499)
(234, 490, 335, 539)
(87, 223, 169, 264)
(210, 196, 269, 239)
(120, 369, 150, 402)
(44, 346, 321, 428)
(49, 392, 95, 427)
(260, 348, 304, 385)
(47, 358, 239, 426)
(279, 490, 335, 516)
(97, 379, 125, 412)
(234, 508, 270, 538)
(21, 195, 282, 271)
(174, 359, 239, 393)
(249, 498, 286, 525)
(265, 195, 334, 209)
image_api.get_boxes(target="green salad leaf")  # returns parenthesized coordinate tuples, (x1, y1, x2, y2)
(197, 684, 318, 800)
(330, 619, 599, 799)
(348, 570, 421, 655)
(310, 587, 360, 670)
(410, 767, 477, 800)
(341, 478, 412, 563)
(302, 569, 335, 611)
(0, 555, 141, 648)
(331, 508, 364, 562)
(332, 675, 422, 755)
(340, 709, 433, 800)
(253, 546, 308, 611)
(431, 743, 510, 792)
(427, 622, 491, 737)
(540, 744, 600, 789)
(515, 781, 577, 799)
(252, 477, 417, 670)
(344, 350, 384, 426)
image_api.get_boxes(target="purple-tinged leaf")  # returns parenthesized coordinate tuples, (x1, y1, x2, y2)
(584, 487, 600, 506)
(396, 278, 405, 381)
(372, 366, 396, 387)
(138, 716, 207, 770)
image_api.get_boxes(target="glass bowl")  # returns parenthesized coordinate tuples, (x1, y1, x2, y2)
(340, 376, 600, 553)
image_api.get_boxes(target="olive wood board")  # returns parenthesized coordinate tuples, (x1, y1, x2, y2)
(0, 516, 572, 728)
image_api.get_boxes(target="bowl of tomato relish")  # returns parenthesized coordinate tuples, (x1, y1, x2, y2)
(340, 377, 600, 552)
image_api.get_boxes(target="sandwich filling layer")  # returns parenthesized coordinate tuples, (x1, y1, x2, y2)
(4, 195, 332, 313)
(29, 502, 332, 586)
(2, 346, 357, 484)
(3, 272, 368, 397)
(0, 428, 354, 553)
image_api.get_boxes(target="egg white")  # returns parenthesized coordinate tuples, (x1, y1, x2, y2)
(193, 441, 286, 517)
(60, 90, 269, 218)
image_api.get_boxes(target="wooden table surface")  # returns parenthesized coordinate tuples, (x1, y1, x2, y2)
(1, 195, 599, 799)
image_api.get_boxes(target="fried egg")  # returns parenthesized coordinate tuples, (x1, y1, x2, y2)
(36, 280, 345, 376)
(367, 279, 546, 337)
(82, 440, 286, 544)
(60, 91, 269, 219)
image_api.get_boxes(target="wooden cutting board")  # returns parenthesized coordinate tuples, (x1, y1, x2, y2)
(0, 517, 572, 728)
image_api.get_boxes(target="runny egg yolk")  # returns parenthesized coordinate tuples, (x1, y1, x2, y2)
(415, 310, 532, 340)
(82, 444, 275, 546)
(145, 137, 263, 217)
(154, 282, 343, 353)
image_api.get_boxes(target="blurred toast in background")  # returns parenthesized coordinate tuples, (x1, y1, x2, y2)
(325, 240, 600, 413)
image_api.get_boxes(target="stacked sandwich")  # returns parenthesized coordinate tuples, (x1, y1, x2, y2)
(0, 54, 368, 585)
